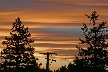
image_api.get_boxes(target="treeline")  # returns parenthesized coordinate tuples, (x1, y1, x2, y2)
(0, 11, 108, 72)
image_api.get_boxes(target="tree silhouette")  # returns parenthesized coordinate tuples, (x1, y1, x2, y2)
(0, 17, 38, 72)
(54, 65, 67, 72)
(74, 11, 108, 72)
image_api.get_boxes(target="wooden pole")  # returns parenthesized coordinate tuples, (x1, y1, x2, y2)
(40, 52, 57, 72)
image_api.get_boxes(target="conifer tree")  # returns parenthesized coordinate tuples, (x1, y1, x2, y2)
(74, 11, 108, 72)
(0, 17, 37, 72)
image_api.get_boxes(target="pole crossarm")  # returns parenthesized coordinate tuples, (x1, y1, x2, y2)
(39, 52, 57, 72)
(39, 52, 57, 55)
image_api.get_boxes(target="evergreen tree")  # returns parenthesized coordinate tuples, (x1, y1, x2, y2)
(55, 66, 67, 72)
(74, 11, 108, 72)
(0, 17, 38, 72)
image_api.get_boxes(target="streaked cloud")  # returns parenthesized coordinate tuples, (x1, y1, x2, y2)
(0, 0, 107, 70)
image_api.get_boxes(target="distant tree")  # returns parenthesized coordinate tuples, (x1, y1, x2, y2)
(0, 17, 38, 72)
(55, 65, 67, 72)
(67, 62, 78, 72)
(74, 11, 108, 72)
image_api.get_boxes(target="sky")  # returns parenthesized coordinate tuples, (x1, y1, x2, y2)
(0, 0, 108, 71)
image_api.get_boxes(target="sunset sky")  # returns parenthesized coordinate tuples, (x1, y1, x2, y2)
(0, 0, 108, 70)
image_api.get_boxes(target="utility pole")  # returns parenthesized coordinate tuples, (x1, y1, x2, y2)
(40, 52, 57, 72)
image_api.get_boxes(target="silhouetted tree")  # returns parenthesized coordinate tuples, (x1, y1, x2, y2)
(67, 63, 77, 72)
(0, 17, 38, 72)
(74, 11, 108, 72)
(55, 65, 67, 72)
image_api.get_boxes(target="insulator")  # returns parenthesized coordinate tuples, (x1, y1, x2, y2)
(52, 59, 56, 62)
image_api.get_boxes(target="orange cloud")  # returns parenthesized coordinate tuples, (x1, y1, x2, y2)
(0, 0, 108, 70)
